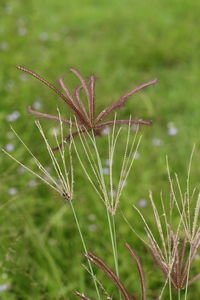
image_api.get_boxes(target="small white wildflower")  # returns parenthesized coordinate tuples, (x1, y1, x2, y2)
(27, 179, 38, 187)
(5, 143, 15, 152)
(32, 100, 42, 109)
(18, 27, 28, 36)
(152, 138, 163, 146)
(133, 151, 140, 159)
(39, 32, 49, 41)
(17, 166, 26, 175)
(102, 167, 109, 174)
(167, 122, 178, 136)
(138, 199, 147, 208)
(0, 42, 9, 51)
(0, 283, 10, 292)
(6, 110, 20, 122)
(49, 127, 60, 136)
(8, 187, 18, 196)
(105, 159, 112, 167)
(88, 214, 96, 221)
(101, 126, 111, 135)
(88, 224, 97, 232)
(168, 127, 178, 136)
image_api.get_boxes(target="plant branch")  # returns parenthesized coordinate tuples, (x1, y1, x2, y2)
(86, 252, 137, 300)
(70, 68, 92, 125)
(125, 243, 146, 300)
(17, 66, 89, 125)
(95, 79, 158, 124)
(75, 291, 92, 300)
(27, 106, 76, 125)
(96, 119, 152, 128)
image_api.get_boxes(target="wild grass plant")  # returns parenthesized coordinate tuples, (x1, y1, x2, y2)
(73, 142, 200, 299)
(3, 108, 200, 299)
(3, 62, 153, 299)
(128, 148, 200, 300)
(72, 116, 141, 299)
(15, 65, 156, 148)
(3, 112, 142, 299)
(1, 3, 200, 298)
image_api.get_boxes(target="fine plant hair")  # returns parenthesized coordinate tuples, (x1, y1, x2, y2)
(72, 115, 141, 216)
(128, 147, 200, 300)
(2, 110, 73, 200)
(17, 66, 157, 150)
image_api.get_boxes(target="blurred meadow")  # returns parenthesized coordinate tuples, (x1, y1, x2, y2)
(0, 0, 200, 299)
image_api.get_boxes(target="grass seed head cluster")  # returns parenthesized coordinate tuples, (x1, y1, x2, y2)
(2, 67, 200, 300)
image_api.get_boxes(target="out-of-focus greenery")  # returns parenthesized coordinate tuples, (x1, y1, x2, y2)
(0, 0, 200, 299)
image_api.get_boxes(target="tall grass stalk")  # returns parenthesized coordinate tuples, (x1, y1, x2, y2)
(72, 116, 141, 296)
(126, 147, 200, 299)
(69, 201, 101, 299)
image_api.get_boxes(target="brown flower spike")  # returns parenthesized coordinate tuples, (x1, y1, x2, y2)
(17, 66, 157, 150)
(76, 243, 146, 300)
(148, 230, 200, 291)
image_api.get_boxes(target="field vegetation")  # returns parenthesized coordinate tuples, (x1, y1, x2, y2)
(0, 0, 200, 299)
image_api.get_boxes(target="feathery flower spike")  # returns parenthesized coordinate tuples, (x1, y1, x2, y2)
(76, 244, 146, 300)
(17, 66, 158, 150)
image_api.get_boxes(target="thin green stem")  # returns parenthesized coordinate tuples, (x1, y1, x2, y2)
(106, 209, 119, 277)
(184, 247, 192, 300)
(168, 278, 172, 300)
(106, 209, 122, 300)
(178, 289, 181, 300)
(112, 214, 122, 300)
(69, 201, 101, 300)
(112, 214, 119, 276)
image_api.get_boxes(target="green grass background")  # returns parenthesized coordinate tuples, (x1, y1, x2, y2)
(0, 0, 200, 299)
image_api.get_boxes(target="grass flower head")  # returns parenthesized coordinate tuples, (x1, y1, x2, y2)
(17, 66, 157, 150)
(2, 111, 74, 201)
(131, 148, 200, 299)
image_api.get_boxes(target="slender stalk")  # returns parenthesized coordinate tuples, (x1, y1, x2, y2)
(95, 78, 158, 124)
(112, 214, 119, 273)
(178, 289, 181, 300)
(69, 201, 101, 300)
(184, 247, 192, 300)
(106, 209, 119, 277)
(106, 209, 122, 300)
(168, 278, 172, 300)
(125, 243, 146, 300)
